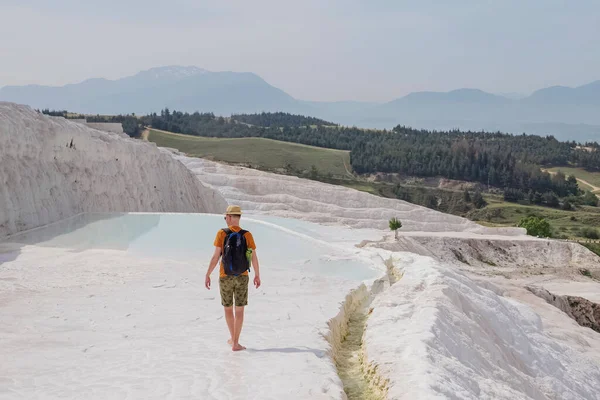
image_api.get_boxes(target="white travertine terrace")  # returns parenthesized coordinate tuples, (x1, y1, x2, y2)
(0, 103, 227, 237)
(1, 102, 600, 399)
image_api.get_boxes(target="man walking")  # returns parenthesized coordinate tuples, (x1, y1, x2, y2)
(205, 205, 261, 351)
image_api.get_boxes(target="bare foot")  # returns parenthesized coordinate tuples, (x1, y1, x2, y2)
(227, 339, 233, 345)
(232, 343, 246, 351)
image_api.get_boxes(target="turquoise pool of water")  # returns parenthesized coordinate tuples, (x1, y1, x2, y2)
(5, 213, 379, 281)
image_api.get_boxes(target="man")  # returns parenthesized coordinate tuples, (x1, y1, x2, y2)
(205, 205, 261, 351)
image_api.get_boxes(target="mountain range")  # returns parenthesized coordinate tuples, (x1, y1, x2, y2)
(1, 66, 599, 142)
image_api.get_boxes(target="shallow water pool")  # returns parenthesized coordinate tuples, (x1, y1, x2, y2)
(5, 213, 380, 281)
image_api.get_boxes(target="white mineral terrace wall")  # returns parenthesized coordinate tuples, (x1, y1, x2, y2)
(178, 155, 525, 235)
(0, 103, 227, 237)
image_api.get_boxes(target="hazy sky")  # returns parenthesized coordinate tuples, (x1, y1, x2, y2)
(1, 0, 599, 102)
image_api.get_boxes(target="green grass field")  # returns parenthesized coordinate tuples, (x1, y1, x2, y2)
(582, 243, 600, 257)
(547, 167, 600, 193)
(148, 129, 352, 177)
(469, 197, 600, 239)
(338, 182, 380, 195)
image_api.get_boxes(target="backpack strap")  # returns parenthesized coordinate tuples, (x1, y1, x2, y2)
(221, 228, 232, 252)
(238, 230, 249, 250)
(237, 230, 250, 272)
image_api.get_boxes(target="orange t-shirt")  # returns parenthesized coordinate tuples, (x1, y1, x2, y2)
(214, 226, 256, 278)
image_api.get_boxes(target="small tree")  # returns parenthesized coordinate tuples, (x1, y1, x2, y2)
(583, 191, 599, 207)
(503, 188, 524, 203)
(518, 216, 552, 238)
(561, 200, 573, 211)
(542, 191, 560, 208)
(389, 217, 402, 240)
(424, 194, 438, 209)
(309, 165, 319, 180)
(284, 163, 295, 174)
(582, 227, 600, 240)
(566, 175, 579, 195)
(473, 190, 487, 209)
(463, 189, 471, 203)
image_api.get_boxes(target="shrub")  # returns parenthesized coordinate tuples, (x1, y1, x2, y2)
(518, 216, 552, 238)
(542, 192, 560, 208)
(473, 191, 487, 209)
(389, 217, 402, 239)
(581, 227, 600, 240)
(583, 191, 599, 207)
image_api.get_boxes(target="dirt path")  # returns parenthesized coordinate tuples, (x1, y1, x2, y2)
(542, 168, 600, 198)
(343, 157, 354, 177)
(575, 177, 600, 193)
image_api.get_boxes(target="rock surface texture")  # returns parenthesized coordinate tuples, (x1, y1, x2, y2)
(0, 103, 227, 237)
(527, 286, 600, 333)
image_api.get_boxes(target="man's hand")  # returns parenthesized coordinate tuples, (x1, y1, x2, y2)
(254, 275, 261, 289)
(205, 247, 222, 290)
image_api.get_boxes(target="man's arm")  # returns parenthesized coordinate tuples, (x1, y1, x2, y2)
(252, 250, 261, 288)
(205, 246, 221, 290)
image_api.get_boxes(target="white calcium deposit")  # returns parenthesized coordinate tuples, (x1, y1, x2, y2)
(374, 233, 600, 274)
(2, 215, 599, 400)
(363, 251, 600, 400)
(176, 155, 523, 235)
(0, 214, 381, 400)
(0, 103, 227, 237)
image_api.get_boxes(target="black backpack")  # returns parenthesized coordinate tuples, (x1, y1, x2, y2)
(222, 228, 250, 276)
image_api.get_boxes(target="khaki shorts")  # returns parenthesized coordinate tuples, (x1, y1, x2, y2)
(219, 275, 249, 307)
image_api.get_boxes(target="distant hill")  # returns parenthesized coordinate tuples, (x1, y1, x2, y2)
(349, 82, 600, 142)
(391, 88, 510, 105)
(525, 80, 600, 105)
(2, 66, 599, 142)
(0, 66, 303, 116)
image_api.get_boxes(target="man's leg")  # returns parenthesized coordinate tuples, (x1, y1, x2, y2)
(219, 277, 235, 345)
(232, 306, 245, 351)
(224, 307, 235, 345)
(231, 275, 249, 351)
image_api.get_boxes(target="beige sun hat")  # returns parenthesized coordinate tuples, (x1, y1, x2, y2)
(225, 205, 242, 215)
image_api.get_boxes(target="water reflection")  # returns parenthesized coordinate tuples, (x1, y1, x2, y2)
(4, 213, 160, 251)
